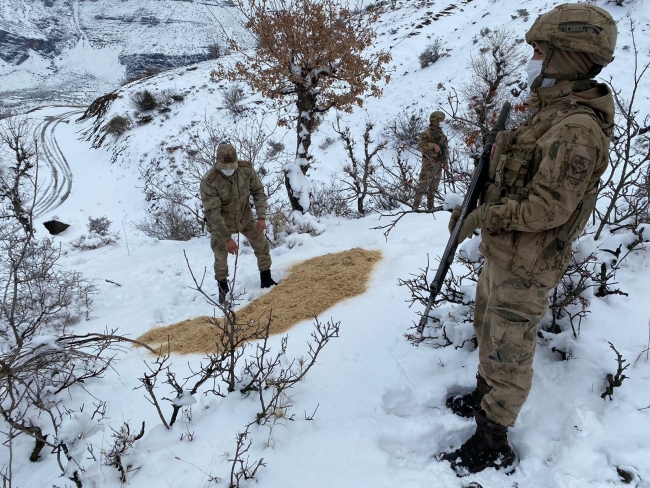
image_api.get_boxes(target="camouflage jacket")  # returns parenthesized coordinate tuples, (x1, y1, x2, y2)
(200, 161, 267, 239)
(417, 126, 448, 164)
(479, 82, 614, 287)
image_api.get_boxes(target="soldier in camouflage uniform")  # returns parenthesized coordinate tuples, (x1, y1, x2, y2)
(414, 111, 448, 210)
(441, 3, 617, 475)
(200, 143, 276, 304)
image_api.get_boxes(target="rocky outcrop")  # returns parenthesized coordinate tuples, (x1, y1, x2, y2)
(0, 29, 59, 64)
(119, 53, 211, 79)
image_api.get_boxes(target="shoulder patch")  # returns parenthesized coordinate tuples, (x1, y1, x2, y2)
(567, 154, 590, 186)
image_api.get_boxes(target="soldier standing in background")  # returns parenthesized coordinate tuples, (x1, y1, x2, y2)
(442, 3, 617, 475)
(414, 111, 448, 210)
(200, 143, 277, 304)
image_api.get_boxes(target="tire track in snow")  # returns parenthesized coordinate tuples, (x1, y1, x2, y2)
(33, 108, 85, 219)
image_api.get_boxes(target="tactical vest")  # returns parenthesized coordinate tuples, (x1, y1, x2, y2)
(479, 98, 612, 286)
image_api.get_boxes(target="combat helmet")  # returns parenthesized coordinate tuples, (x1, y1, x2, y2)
(216, 143, 238, 170)
(429, 111, 445, 124)
(525, 3, 617, 90)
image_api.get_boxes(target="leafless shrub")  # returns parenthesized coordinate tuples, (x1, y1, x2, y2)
(156, 89, 185, 107)
(382, 107, 428, 151)
(130, 90, 158, 112)
(265, 139, 284, 157)
(544, 252, 595, 340)
(593, 246, 629, 299)
(594, 21, 650, 240)
(136, 114, 154, 125)
(207, 42, 223, 59)
(229, 427, 265, 488)
(367, 149, 442, 237)
(85, 216, 109, 235)
(601, 342, 629, 400)
(265, 206, 291, 246)
(102, 422, 146, 483)
(310, 179, 352, 218)
(221, 84, 247, 117)
(318, 136, 336, 150)
(419, 38, 444, 68)
(0, 116, 39, 235)
(105, 115, 131, 137)
(133, 192, 204, 241)
(401, 251, 482, 348)
(446, 28, 527, 165)
(333, 115, 387, 215)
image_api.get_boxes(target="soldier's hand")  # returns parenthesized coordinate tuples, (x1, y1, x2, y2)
(256, 219, 266, 233)
(448, 205, 461, 234)
(433, 143, 441, 153)
(225, 238, 239, 255)
(457, 205, 489, 243)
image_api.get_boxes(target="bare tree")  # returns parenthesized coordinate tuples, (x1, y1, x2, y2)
(212, 0, 391, 213)
(446, 28, 527, 165)
(332, 114, 387, 215)
(594, 20, 650, 240)
(0, 117, 39, 235)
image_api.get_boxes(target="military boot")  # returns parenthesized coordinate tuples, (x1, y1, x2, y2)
(446, 374, 492, 418)
(218, 280, 229, 305)
(440, 409, 516, 476)
(260, 270, 277, 289)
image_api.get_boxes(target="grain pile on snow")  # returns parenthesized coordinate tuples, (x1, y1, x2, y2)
(137, 248, 382, 354)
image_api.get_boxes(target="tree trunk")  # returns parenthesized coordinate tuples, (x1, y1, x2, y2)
(284, 88, 318, 213)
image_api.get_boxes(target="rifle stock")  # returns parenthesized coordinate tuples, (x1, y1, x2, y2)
(416, 102, 511, 335)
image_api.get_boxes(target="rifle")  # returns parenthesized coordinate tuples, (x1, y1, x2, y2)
(416, 102, 511, 335)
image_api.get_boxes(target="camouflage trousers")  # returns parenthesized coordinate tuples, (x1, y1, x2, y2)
(210, 219, 271, 281)
(413, 158, 443, 210)
(474, 258, 552, 427)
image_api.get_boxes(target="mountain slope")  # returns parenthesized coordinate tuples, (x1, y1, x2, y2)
(2, 0, 650, 487)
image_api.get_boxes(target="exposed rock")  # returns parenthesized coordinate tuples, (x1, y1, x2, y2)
(43, 220, 70, 235)
(119, 53, 211, 80)
(0, 30, 58, 64)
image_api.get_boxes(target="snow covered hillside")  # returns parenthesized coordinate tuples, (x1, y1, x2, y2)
(2, 0, 650, 487)
(0, 0, 251, 111)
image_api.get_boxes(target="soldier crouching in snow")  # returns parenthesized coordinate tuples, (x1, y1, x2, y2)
(441, 3, 617, 475)
(200, 143, 277, 304)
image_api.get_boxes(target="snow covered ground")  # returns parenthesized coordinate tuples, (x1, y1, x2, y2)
(0, 0, 252, 111)
(3, 0, 650, 487)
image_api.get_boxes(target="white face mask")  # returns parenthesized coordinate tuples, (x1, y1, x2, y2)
(526, 59, 555, 89)
(221, 169, 236, 177)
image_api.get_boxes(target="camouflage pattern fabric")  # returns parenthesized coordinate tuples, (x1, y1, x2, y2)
(414, 126, 448, 209)
(200, 160, 270, 280)
(480, 81, 614, 287)
(525, 3, 617, 65)
(209, 219, 271, 281)
(474, 259, 552, 428)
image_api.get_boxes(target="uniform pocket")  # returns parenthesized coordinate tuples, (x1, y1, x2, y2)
(487, 310, 531, 366)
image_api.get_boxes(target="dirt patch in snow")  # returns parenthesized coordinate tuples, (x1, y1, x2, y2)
(136, 248, 382, 355)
